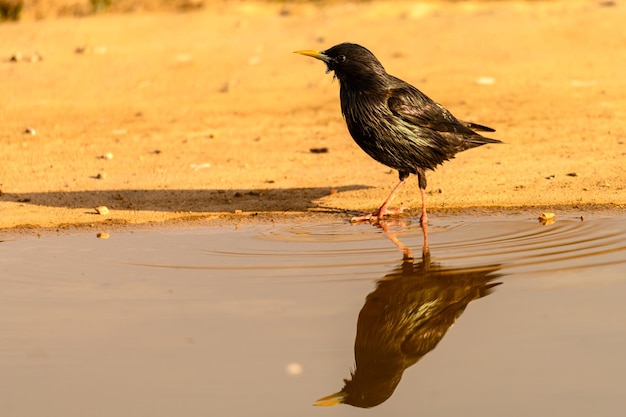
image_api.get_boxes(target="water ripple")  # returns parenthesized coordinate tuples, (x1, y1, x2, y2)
(134, 216, 626, 279)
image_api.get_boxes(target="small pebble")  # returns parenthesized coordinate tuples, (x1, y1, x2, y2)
(279, 5, 292, 16)
(538, 212, 555, 225)
(190, 163, 211, 171)
(285, 362, 303, 376)
(75, 45, 107, 55)
(475, 76, 495, 85)
(219, 79, 238, 93)
(545, 174, 556, 180)
(29, 52, 43, 62)
(234, 209, 243, 215)
(99, 152, 114, 160)
(566, 172, 578, 177)
(96, 232, 110, 239)
(95, 172, 107, 180)
(95, 206, 109, 215)
(10, 52, 43, 63)
(309, 147, 328, 154)
(23, 127, 36, 135)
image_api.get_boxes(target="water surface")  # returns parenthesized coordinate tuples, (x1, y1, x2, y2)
(1, 215, 626, 417)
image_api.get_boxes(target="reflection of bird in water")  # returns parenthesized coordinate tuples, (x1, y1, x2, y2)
(315, 247, 502, 408)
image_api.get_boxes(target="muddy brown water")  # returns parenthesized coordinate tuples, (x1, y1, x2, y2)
(2, 214, 626, 416)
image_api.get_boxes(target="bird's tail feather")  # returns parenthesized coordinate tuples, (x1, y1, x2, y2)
(477, 136, 501, 144)
(466, 134, 502, 147)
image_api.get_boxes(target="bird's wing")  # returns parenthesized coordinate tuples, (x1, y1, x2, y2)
(387, 87, 494, 134)
(460, 121, 496, 132)
(400, 303, 466, 358)
(400, 314, 457, 358)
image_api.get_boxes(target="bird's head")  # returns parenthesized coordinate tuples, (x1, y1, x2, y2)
(313, 370, 401, 408)
(295, 43, 388, 90)
(313, 390, 346, 407)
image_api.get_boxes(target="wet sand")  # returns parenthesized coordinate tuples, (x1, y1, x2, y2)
(1, 0, 625, 232)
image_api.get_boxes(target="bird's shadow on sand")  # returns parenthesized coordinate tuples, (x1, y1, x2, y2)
(1, 185, 370, 214)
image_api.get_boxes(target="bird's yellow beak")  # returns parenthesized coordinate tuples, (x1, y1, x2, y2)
(294, 49, 329, 62)
(313, 391, 344, 407)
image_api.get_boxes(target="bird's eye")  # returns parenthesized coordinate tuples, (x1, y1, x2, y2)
(335, 55, 346, 63)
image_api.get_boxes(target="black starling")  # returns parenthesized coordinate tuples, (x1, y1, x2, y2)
(314, 249, 502, 408)
(295, 43, 501, 226)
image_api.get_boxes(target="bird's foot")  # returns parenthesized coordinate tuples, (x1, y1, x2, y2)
(350, 206, 407, 224)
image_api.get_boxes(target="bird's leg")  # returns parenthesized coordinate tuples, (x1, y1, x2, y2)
(416, 170, 429, 251)
(351, 176, 408, 223)
(374, 177, 408, 217)
(419, 187, 428, 227)
(416, 170, 428, 227)
(377, 219, 413, 259)
(421, 199, 429, 252)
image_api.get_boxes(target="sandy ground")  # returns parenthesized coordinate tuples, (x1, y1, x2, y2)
(1, 0, 625, 232)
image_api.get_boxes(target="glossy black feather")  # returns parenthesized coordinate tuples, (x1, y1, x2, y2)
(320, 43, 501, 183)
